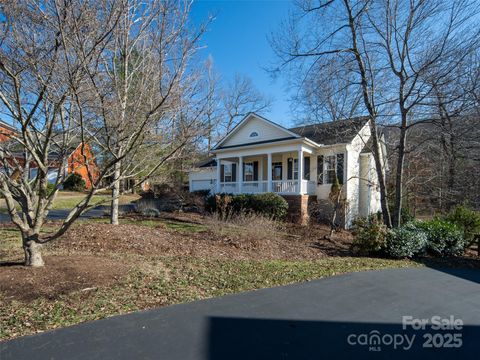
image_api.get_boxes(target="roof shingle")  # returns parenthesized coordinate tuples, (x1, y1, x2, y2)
(289, 117, 369, 145)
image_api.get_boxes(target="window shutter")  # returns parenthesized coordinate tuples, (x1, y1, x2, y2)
(231, 163, 236, 182)
(253, 161, 258, 181)
(304, 157, 310, 180)
(336, 153, 344, 184)
(287, 158, 293, 180)
(317, 155, 324, 184)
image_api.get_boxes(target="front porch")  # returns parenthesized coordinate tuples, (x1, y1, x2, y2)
(215, 149, 317, 196)
(219, 179, 316, 195)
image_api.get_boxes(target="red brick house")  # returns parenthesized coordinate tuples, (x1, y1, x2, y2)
(0, 120, 99, 190)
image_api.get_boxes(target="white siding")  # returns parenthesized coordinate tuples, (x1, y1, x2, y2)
(189, 117, 386, 229)
(368, 153, 382, 214)
(189, 168, 216, 192)
(358, 154, 370, 217)
(221, 115, 294, 147)
(345, 122, 372, 227)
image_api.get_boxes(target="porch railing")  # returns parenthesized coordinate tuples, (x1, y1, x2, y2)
(210, 180, 316, 195)
(241, 181, 268, 194)
(272, 180, 299, 194)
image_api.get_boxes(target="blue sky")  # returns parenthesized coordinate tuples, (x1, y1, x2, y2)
(190, 0, 294, 127)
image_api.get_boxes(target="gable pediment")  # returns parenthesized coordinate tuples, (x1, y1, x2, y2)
(215, 113, 299, 149)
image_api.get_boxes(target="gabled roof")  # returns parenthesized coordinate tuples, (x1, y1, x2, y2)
(289, 117, 370, 145)
(213, 112, 301, 150)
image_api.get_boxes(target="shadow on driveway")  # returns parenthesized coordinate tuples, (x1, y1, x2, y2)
(207, 317, 478, 360)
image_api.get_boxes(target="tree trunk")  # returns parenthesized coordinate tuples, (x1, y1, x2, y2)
(23, 235, 44, 267)
(131, 179, 136, 194)
(370, 121, 393, 228)
(343, 0, 392, 228)
(393, 124, 407, 228)
(110, 161, 121, 225)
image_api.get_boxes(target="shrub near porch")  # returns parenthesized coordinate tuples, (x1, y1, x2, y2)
(205, 192, 289, 220)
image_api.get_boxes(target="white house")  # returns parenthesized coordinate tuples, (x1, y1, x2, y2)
(189, 113, 387, 227)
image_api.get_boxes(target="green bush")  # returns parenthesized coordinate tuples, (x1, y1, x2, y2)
(444, 205, 480, 246)
(63, 172, 86, 192)
(351, 217, 387, 255)
(400, 207, 415, 224)
(385, 223, 427, 259)
(142, 208, 160, 218)
(416, 219, 466, 257)
(205, 192, 288, 220)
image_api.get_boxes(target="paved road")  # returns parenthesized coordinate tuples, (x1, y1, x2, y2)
(0, 205, 136, 223)
(0, 208, 106, 223)
(1, 268, 479, 360)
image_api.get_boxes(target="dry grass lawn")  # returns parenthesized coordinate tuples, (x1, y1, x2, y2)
(1, 212, 477, 341)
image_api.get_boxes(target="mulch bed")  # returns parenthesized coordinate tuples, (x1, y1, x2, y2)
(0, 255, 128, 301)
(54, 221, 339, 261)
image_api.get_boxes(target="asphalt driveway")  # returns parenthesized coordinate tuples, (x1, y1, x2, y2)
(1, 267, 479, 360)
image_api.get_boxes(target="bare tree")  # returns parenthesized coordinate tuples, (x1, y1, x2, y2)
(271, 0, 479, 227)
(221, 74, 272, 133)
(76, 0, 209, 225)
(271, 0, 394, 227)
(398, 51, 480, 213)
(0, 0, 206, 265)
(290, 57, 363, 123)
(0, 0, 125, 266)
(202, 57, 223, 151)
(366, 0, 480, 226)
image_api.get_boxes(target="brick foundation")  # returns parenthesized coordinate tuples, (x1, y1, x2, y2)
(281, 195, 317, 225)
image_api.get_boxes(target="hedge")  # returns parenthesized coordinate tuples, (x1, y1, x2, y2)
(206, 192, 288, 220)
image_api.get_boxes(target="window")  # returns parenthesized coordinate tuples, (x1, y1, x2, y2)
(287, 158, 298, 180)
(223, 163, 232, 182)
(304, 157, 310, 180)
(317, 153, 344, 185)
(221, 162, 236, 182)
(249, 131, 258, 138)
(272, 162, 282, 180)
(325, 155, 336, 184)
(244, 162, 254, 181)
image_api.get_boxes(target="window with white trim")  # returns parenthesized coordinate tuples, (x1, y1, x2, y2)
(223, 164, 232, 182)
(249, 131, 258, 138)
(244, 162, 254, 181)
(317, 154, 344, 185)
(287, 158, 298, 180)
(324, 155, 336, 184)
(272, 162, 282, 180)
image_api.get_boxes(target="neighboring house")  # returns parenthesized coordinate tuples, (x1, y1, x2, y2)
(0, 120, 16, 141)
(26, 142, 99, 190)
(0, 121, 99, 189)
(188, 113, 387, 228)
(64, 142, 99, 189)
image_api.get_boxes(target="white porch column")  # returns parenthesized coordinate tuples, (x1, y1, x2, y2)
(238, 156, 243, 193)
(267, 153, 272, 192)
(216, 157, 221, 193)
(298, 149, 304, 194)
